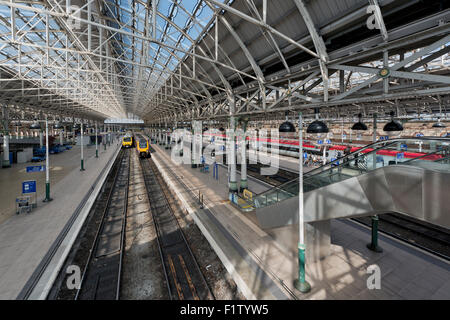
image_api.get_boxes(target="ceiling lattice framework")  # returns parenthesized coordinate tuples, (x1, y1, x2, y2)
(0, 0, 449, 125)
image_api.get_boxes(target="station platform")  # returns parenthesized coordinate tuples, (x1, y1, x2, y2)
(150, 142, 450, 300)
(0, 141, 121, 299)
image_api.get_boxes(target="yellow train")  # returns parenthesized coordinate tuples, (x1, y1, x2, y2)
(137, 138, 151, 158)
(122, 135, 134, 148)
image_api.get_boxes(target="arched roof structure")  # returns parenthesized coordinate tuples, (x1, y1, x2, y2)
(0, 0, 449, 125)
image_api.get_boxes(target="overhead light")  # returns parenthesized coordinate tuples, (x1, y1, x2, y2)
(30, 121, 41, 130)
(54, 122, 63, 129)
(383, 111, 403, 132)
(279, 121, 296, 133)
(307, 108, 329, 134)
(307, 120, 329, 134)
(432, 118, 446, 128)
(351, 113, 368, 131)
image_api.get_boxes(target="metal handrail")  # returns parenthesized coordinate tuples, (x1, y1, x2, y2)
(253, 137, 450, 199)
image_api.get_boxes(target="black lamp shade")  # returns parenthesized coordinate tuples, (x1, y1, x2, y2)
(432, 122, 446, 128)
(383, 120, 403, 132)
(30, 122, 41, 130)
(351, 121, 368, 131)
(54, 122, 62, 129)
(219, 127, 225, 132)
(279, 121, 296, 133)
(73, 124, 80, 130)
(307, 120, 329, 134)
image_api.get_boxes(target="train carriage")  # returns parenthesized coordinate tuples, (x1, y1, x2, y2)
(137, 138, 151, 158)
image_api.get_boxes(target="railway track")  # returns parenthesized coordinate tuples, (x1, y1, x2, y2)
(75, 149, 130, 300)
(236, 163, 297, 186)
(140, 156, 214, 300)
(352, 213, 450, 260)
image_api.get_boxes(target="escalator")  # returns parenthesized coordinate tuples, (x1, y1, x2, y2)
(243, 137, 450, 230)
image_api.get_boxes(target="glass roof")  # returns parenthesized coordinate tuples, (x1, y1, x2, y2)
(0, 0, 224, 119)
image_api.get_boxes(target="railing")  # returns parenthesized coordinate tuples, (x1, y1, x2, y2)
(252, 137, 450, 209)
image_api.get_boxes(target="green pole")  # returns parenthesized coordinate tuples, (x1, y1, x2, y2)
(191, 125, 197, 168)
(43, 118, 52, 202)
(95, 122, 98, 158)
(367, 114, 382, 252)
(367, 215, 383, 252)
(294, 112, 311, 293)
(80, 123, 85, 171)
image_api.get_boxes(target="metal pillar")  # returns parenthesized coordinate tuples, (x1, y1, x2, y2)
(80, 123, 85, 171)
(43, 118, 52, 202)
(367, 114, 382, 252)
(191, 125, 198, 168)
(164, 130, 169, 149)
(39, 131, 43, 148)
(229, 97, 238, 192)
(59, 129, 63, 146)
(372, 114, 377, 168)
(240, 120, 248, 191)
(367, 215, 383, 252)
(95, 122, 98, 158)
(2, 134, 10, 168)
(294, 112, 311, 293)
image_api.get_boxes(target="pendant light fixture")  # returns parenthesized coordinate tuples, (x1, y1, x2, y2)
(307, 108, 329, 134)
(383, 111, 403, 132)
(351, 113, 368, 131)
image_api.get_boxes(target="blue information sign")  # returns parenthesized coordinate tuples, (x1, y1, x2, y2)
(416, 133, 424, 137)
(326, 139, 331, 144)
(26, 165, 45, 173)
(317, 140, 323, 145)
(396, 152, 404, 160)
(400, 144, 407, 151)
(22, 180, 37, 194)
